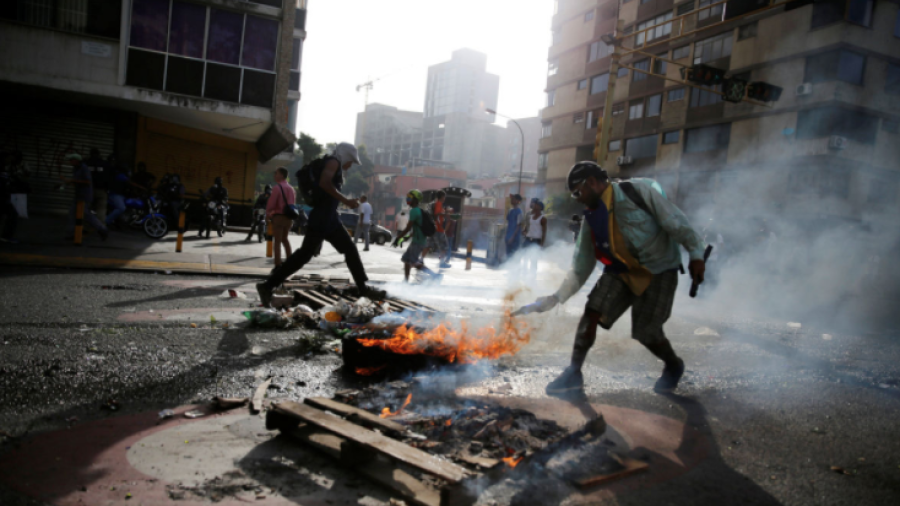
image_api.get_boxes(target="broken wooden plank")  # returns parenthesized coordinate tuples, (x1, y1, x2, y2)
(273, 401, 467, 483)
(213, 397, 248, 410)
(294, 289, 333, 309)
(284, 425, 441, 506)
(251, 378, 272, 414)
(304, 397, 406, 435)
(454, 453, 500, 470)
(573, 457, 648, 489)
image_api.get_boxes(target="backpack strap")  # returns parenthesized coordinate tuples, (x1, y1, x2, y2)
(618, 181, 652, 217)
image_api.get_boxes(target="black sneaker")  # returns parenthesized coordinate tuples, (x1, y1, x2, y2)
(653, 358, 685, 394)
(358, 285, 387, 300)
(546, 366, 584, 398)
(256, 282, 273, 308)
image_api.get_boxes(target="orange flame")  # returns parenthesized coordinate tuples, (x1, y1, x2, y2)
(445, 419, 452, 426)
(357, 309, 530, 364)
(379, 393, 412, 419)
(354, 365, 387, 376)
(502, 456, 523, 468)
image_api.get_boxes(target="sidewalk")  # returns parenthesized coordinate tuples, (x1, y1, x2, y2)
(0, 215, 551, 288)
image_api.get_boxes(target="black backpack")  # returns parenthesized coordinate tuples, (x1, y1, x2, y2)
(296, 156, 338, 207)
(417, 206, 436, 237)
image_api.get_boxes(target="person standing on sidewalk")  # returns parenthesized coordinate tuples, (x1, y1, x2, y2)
(105, 162, 131, 229)
(267, 169, 295, 267)
(393, 190, 441, 283)
(505, 194, 524, 261)
(354, 195, 373, 251)
(256, 143, 385, 306)
(515, 162, 706, 398)
(522, 198, 547, 276)
(422, 190, 452, 268)
(246, 184, 271, 241)
(85, 148, 111, 224)
(62, 153, 108, 241)
(0, 161, 19, 244)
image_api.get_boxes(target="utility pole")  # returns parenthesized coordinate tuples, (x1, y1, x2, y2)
(595, 20, 624, 170)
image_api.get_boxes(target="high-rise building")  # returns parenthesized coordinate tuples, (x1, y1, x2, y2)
(540, 0, 900, 224)
(0, 0, 305, 223)
(355, 49, 508, 177)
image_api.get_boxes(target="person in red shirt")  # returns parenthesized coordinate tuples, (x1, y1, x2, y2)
(267, 167, 295, 267)
(422, 190, 452, 268)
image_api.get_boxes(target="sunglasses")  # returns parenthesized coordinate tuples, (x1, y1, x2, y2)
(571, 179, 587, 199)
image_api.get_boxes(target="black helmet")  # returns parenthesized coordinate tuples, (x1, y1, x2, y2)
(214, 176, 223, 186)
(171, 174, 180, 184)
(264, 184, 272, 194)
(566, 161, 608, 193)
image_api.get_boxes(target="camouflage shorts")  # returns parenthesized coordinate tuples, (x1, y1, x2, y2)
(585, 270, 678, 345)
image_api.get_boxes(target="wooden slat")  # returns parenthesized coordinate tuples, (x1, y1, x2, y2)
(251, 378, 272, 413)
(304, 397, 406, 434)
(573, 457, 648, 488)
(284, 425, 441, 506)
(294, 289, 334, 309)
(273, 401, 466, 483)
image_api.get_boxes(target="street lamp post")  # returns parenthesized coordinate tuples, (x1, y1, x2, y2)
(486, 108, 525, 196)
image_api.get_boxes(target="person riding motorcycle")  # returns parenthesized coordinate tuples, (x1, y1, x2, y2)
(246, 184, 272, 241)
(198, 176, 229, 238)
(158, 173, 186, 228)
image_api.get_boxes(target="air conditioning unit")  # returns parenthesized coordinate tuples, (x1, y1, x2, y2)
(828, 135, 848, 150)
(617, 156, 634, 166)
(796, 83, 813, 96)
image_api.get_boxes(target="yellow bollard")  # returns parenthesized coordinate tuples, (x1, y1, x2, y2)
(176, 211, 186, 253)
(465, 240, 473, 271)
(74, 201, 84, 246)
(265, 219, 273, 258)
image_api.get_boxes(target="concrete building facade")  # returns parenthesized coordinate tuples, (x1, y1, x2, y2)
(502, 117, 543, 184)
(0, 0, 305, 222)
(539, 0, 900, 229)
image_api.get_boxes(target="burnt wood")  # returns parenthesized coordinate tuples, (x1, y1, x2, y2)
(304, 397, 406, 435)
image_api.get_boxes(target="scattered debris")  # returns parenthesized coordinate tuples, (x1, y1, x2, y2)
(694, 327, 720, 336)
(830, 465, 854, 475)
(158, 409, 175, 420)
(190, 323, 198, 328)
(221, 289, 248, 300)
(184, 410, 205, 419)
(252, 378, 273, 414)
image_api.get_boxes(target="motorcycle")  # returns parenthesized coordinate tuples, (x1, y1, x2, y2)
(202, 198, 229, 237)
(121, 194, 168, 239)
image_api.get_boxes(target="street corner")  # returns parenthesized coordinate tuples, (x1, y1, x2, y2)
(0, 405, 383, 506)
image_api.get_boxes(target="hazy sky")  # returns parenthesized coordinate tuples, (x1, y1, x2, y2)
(295, 0, 554, 145)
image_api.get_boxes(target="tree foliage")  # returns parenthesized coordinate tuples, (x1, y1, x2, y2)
(296, 133, 324, 165)
(545, 192, 583, 218)
(342, 144, 375, 197)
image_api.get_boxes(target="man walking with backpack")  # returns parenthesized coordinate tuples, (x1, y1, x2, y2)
(392, 190, 441, 283)
(515, 162, 707, 398)
(256, 143, 385, 306)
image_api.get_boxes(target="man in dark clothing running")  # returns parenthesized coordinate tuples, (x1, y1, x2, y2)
(256, 143, 385, 306)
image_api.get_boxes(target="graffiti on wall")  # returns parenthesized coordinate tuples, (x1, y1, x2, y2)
(161, 153, 235, 186)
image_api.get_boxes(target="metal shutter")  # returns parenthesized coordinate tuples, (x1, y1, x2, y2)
(142, 131, 248, 202)
(0, 108, 115, 215)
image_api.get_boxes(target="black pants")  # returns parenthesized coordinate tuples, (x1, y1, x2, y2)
(264, 224, 368, 289)
(0, 199, 17, 240)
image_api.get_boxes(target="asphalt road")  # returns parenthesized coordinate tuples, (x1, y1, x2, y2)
(0, 266, 898, 505)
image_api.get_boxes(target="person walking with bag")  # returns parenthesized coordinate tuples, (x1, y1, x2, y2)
(267, 168, 295, 267)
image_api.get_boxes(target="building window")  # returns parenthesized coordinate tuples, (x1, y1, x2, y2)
(632, 60, 650, 82)
(584, 10, 595, 22)
(693, 32, 733, 65)
(617, 67, 629, 79)
(886, 63, 900, 95)
(805, 50, 866, 85)
(625, 134, 658, 159)
(587, 109, 602, 129)
(796, 106, 878, 144)
(574, 112, 585, 123)
(646, 94, 662, 117)
(542, 122, 553, 138)
(547, 89, 557, 107)
(290, 38, 303, 92)
(690, 84, 722, 107)
(578, 79, 588, 90)
(589, 41, 613, 62)
(591, 73, 610, 94)
(684, 123, 731, 153)
(654, 53, 668, 74)
(628, 100, 644, 120)
(676, 2, 695, 15)
(539, 152, 549, 169)
(738, 21, 757, 41)
(663, 131, 681, 144)
(612, 103, 625, 116)
(636, 12, 674, 47)
(609, 140, 622, 151)
(812, 0, 874, 28)
(3, 0, 122, 38)
(668, 88, 685, 101)
(698, 0, 724, 21)
(549, 59, 559, 76)
(126, 1, 279, 108)
(672, 45, 690, 60)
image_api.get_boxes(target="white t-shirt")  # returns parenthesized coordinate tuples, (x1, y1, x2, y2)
(359, 202, 373, 224)
(396, 213, 409, 231)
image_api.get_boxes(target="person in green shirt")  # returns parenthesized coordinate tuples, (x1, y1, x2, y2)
(392, 190, 442, 283)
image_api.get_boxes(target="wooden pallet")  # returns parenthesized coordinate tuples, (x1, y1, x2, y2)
(283, 276, 439, 315)
(267, 399, 474, 506)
